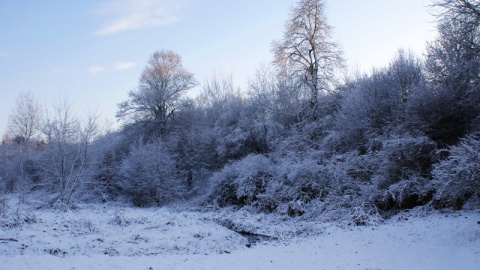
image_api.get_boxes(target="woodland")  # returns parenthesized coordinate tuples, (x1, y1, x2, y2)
(1, 0, 479, 226)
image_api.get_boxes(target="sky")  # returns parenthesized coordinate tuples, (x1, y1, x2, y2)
(0, 0, 437, 137)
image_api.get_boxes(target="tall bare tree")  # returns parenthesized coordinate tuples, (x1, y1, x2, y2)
(5, 91, 43, 224)
(117, 50, 198, 136)
(272, 0, 344, 119)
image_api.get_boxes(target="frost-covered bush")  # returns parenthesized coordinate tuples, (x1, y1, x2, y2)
(212, 102, 280, 166)
(207, 149, 385, 216)
(120, 140, 180, 207)
(275, 158, 329, 203)
(432, 134, 480, 209)
(268, 156, 340, 216)
(207, 153, 332, 215)
(325, 151, 380, 185)
(364, 136, 437, 211)
(374, 136, 437, 189)
(372, 177, 435, 211)
(276, 153, 379, 218)
(207, 154, 274, 209)
(350, 201, 383, 226)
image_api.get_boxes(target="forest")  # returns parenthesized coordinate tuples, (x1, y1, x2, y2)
(1, 0, 479, 227)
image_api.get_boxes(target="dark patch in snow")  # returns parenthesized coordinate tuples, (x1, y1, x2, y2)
(0, 237, 18, 242)
(46, 248, 67, 257)
(237, 230, 274, 246)
(214, 218, 275, 245)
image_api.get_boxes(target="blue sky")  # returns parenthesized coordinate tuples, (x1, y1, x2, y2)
(0, 0, 436, 137)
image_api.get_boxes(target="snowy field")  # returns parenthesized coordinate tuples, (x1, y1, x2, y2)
(1, 204, 479, 270)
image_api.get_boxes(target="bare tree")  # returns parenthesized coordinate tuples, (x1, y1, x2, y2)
(117, 50, 198, 136)
(432, 0, 480, 53)
(41, 98, 101, 208)
(4, 91, 43, 224)
(196, 72, 237, 126)
(7, 91, 42, 142)
(197, 72, 235, 109)
(272, 0, 344, 119)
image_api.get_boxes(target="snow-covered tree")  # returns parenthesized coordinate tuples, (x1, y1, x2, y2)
(117, 50, 198, 137)
(272, 0, 344, 119)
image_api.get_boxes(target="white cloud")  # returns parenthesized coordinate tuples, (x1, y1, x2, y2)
(114, 62, 135, 70)
(93, 0, 194, 36)
(88, 65, 106, 74)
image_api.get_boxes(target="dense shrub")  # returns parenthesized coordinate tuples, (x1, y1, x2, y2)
(82, 132, 128, 203)
(373, 136, 437, 189)
(120, 140, 180, 207)
(407, 86, 472, 146)
(207, 154, 274, 208)
(274, 157, 328, 204)
(432, 134, 480, 209)
(372, 177, 435, 211)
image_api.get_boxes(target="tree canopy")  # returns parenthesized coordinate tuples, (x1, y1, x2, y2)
(117, 50, 198, 136)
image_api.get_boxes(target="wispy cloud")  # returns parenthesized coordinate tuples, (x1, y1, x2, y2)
(87, 65, 106, 74)
(114, 62, 135, 70)
(0, 49, 8, 58)
(87, 61, 135, 74)
(93, 0, 194, 36)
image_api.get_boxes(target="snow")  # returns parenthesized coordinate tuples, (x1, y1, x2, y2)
(1, 205, 479, 270)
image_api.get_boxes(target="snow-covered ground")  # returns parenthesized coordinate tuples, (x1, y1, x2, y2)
(1, 204, 479, 270)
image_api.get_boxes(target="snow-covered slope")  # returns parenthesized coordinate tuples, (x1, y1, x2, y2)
(1, 205, 479, 270)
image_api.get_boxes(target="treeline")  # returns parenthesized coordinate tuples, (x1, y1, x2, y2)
(1, 0, 479, 221)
